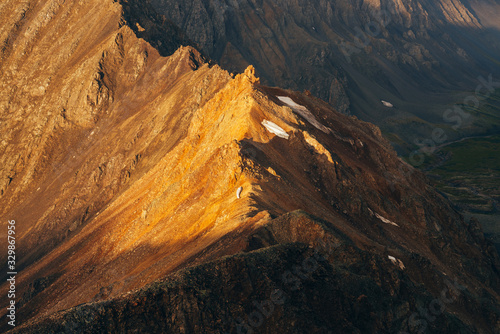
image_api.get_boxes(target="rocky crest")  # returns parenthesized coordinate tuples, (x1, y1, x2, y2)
(149, 0, 500, 145)
(0, 0, 499, 333)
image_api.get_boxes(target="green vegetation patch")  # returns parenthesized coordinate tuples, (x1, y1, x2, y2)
(434, 135, 500, 175)
(424, 135, 500, 214)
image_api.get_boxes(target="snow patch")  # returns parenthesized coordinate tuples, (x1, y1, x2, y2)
(375, 213, 399, 227)
(277, 96, 331, 133)
(381, 100, 394, 108)
(262, 120, 289, 139)
(368, 208, 399, 227)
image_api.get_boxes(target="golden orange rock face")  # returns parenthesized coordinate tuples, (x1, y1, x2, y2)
(0, 0, 499, 331)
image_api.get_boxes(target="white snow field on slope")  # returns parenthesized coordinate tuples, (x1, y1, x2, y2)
(368, 208, 400, 227)
(375, 213, 399, 227)
(261, 120, 289, 139)
(277, 96, 331, 134)
(381, 100, 394, 108)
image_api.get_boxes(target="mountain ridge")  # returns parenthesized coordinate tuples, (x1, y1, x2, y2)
(148, 0, 500, 147)
(0, 0, 499, 333)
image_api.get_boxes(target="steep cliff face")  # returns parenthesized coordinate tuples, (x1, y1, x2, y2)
(0, 0, 499, 333)
(149, 0, 500, 144)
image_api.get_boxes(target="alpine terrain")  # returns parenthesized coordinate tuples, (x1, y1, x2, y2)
(0, 0, 499, 333)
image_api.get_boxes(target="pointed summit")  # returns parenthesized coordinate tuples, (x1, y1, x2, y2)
(243, 65, 260, 84)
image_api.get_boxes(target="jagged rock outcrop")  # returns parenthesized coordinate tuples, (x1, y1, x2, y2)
(0, 0, 499, 333)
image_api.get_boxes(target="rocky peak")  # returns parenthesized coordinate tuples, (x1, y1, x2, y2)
(243, 64, 260, 84)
